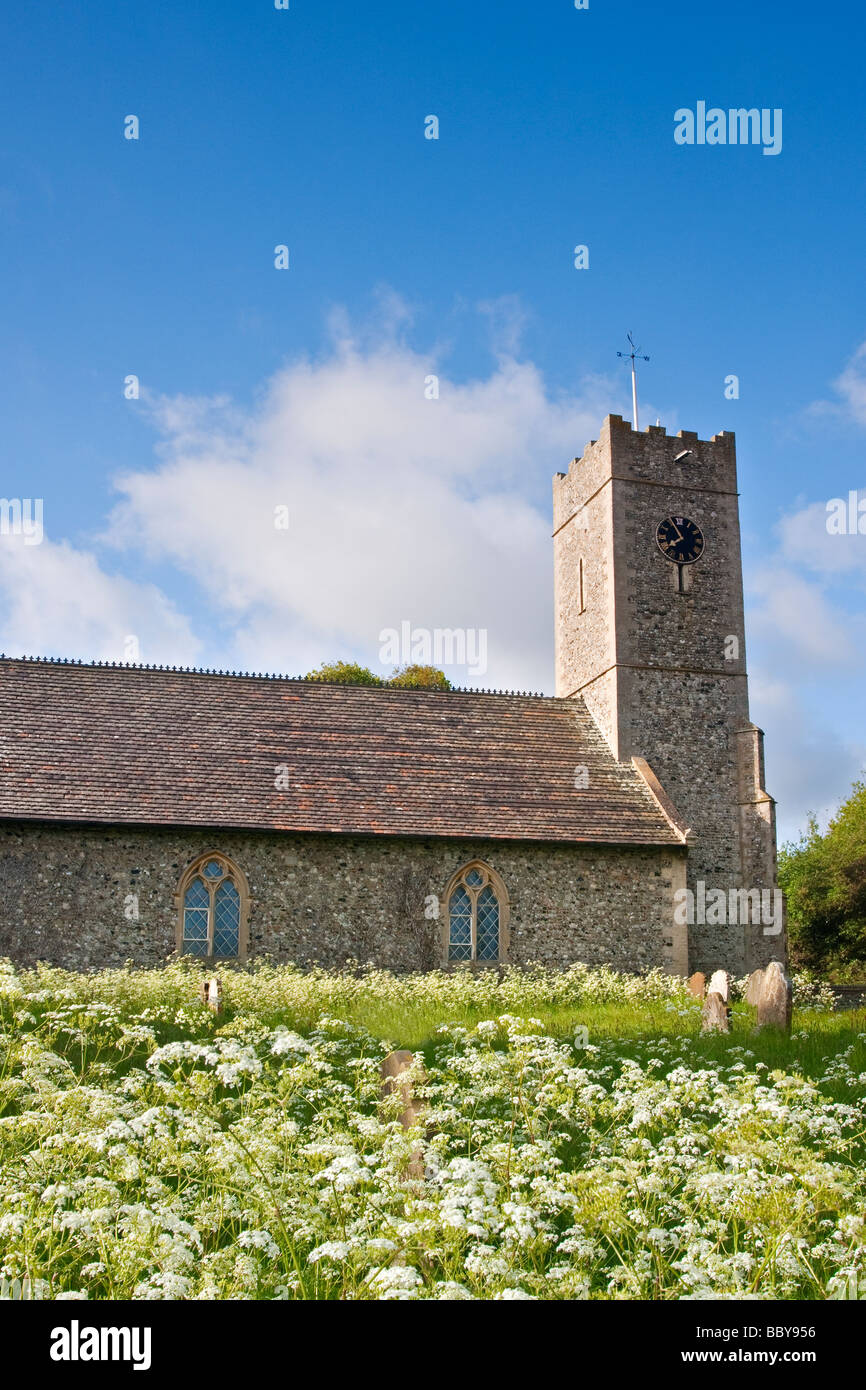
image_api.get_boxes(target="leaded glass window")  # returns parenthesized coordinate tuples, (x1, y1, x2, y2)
(182, 877, 210, 957)
(476, 886, 499, 961)
(181, 854, 244, 958)
(448, 886, 473, 961)
(447, 864, 502, 963)
(213, 879, 240, 956)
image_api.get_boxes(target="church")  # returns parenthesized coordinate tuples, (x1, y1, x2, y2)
(0, 414, 783, 977)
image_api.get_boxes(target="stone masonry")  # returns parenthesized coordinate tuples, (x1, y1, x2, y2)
(553, 415, 783, 975)
(0, 820, 684, 974)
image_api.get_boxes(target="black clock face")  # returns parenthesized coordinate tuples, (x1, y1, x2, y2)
(656, 515, 705, 565)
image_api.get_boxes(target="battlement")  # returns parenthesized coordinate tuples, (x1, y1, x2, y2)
(553, 415, 738, 527)
(599, 413, 733, 446)
(556, 414, 734, 478)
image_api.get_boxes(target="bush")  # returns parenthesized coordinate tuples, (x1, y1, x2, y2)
(780, 779, 866, 979)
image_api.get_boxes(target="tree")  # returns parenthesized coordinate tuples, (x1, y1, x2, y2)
(388, 663, 452, 690)
(779, 778, 866, 980)
(304, 661, 451, 690)
(304, 661, 384, 686)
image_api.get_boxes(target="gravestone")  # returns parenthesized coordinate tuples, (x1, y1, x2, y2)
(757, 961, 793, 1032)
(380, 1050, 427, 1177)
(701, 990, 730, 1034)
(745, 968, 765, 1006)
(708, 969, 730, 1002)
(201, 976, 222, 1014)
(688, 972, 706, 997)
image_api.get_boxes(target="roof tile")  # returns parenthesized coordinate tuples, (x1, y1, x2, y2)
(0, 659, 681, 846)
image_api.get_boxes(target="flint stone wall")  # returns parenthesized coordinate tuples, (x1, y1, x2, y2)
(0, 820, 685, 974)
(552, 416, 784, 977)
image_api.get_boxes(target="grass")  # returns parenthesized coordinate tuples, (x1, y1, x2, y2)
(1, 957, 864, 1300)
(10, 955, 857, 1057)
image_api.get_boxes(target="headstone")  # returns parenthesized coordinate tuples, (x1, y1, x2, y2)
(201, 976, 222, 1014)
(708, 969, 729, 1002)
(757, 961, 793, 1031)
(744, 968, 765, 1006)
(701, 990, 730, 1033)
(687, 972, 706, 997)
(380, 1050, 427, 1177)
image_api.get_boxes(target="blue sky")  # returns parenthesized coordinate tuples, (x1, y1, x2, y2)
(1, 0, 865, 843)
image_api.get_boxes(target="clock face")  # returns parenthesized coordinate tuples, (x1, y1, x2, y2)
(656, 515, 705, 565)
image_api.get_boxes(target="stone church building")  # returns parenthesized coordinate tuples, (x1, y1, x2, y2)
(0, 416, 783, 976)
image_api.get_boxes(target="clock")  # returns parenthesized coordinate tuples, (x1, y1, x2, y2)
(656, 515, 704, 565)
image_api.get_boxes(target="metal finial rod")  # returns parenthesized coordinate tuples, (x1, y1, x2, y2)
(616, 332, 650, 431)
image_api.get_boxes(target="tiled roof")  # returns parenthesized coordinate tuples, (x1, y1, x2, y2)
(0, 658, 682, 846)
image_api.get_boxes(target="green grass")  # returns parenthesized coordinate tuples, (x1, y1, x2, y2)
(2, 957, 864, 1301)
(9, 956, 855, 1058)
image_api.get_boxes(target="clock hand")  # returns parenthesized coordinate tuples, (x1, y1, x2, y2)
(668, 517, 684, 542)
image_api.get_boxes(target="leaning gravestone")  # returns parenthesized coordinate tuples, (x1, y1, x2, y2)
(380, 1050, 427, 1178)
(745, 968, 765, 1006)
(687, 972, 706, 997)
(757, 961, 793, 1032)
(701, 990, 730, 1034)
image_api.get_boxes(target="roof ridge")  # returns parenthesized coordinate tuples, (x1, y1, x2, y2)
(0, 654, 548, 697)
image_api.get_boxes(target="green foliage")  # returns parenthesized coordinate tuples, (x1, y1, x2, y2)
(780, 779, 866, 980)
(0, 958, 864, 1301)
(303, 661, 384, 686)
(303, 661, 451, 690)
(387, 663, 452, 690)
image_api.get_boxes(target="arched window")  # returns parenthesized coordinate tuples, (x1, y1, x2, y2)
(444, 861, 509, 964)
(176, 852, 249, 960)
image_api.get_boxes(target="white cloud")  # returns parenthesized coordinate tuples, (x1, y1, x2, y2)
(477, 294, 530, 358)
(832, 341, 866, 427)
(0, 534, 199, 666)
(749, 672, 866, 844)
(776, 495, 866, 579)
(807, 339, 866, 428)
(747, 564, 859, 665)
(745, 501, 866, 838)
(104, 334, 615, 687)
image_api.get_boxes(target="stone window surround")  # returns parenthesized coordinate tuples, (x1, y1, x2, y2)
(175, 849, 251, 962)
(441, 859, 511, 967)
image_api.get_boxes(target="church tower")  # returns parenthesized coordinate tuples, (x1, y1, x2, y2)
(553, 415, 782, 974)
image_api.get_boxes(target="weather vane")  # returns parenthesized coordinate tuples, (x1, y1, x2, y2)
(617, 332, 650, 432)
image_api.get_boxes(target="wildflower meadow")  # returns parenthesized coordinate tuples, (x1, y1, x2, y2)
(0, 958, 864, 1301)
